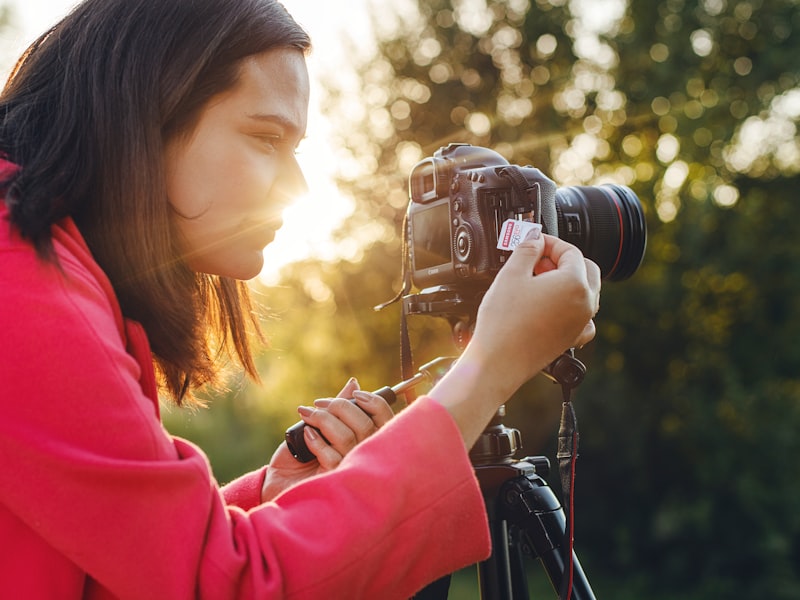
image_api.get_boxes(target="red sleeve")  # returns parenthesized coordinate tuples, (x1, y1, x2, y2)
(220, 467, 267, 510)
(0, 235, 490, 599)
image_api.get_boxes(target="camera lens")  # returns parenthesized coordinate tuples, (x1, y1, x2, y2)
(554, 184, 647, 281)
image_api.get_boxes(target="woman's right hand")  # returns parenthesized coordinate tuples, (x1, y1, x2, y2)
(429, 230, 601, 447)
(474, 231, 600, 386)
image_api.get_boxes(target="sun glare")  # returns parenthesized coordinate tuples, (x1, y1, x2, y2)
(255, 0, 378, 285)
(259, 171, 355, 286)
(4, 0, 377, 288)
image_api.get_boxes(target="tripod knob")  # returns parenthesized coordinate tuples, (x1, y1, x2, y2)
(543, 351, 586, 389)
(470, 423, 522, 464)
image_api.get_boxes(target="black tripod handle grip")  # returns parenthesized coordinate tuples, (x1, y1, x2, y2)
(284, 386, 397, 463)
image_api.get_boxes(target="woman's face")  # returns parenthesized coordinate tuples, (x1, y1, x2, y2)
(166, 48, 310, 280)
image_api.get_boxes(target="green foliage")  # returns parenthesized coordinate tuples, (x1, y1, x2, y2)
(164, 0, 800, 596)
(320, 0, 800, 596)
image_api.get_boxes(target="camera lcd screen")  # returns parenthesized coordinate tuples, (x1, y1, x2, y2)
(411, 203, 451, 270)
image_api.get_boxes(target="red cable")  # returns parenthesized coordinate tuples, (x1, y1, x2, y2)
(566, 430, 578, 599)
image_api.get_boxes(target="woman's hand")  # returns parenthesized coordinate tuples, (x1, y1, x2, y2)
(261, 378, 394, 502)
(473, 231, 600, 390)
(430, 230, 601, 447)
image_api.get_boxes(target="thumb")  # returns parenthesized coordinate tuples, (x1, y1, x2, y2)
(500, 227, 544, 279)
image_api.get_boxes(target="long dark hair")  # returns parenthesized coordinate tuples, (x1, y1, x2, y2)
(0, 0, 311, 403)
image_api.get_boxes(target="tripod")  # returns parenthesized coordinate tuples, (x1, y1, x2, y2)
(413, 373, 596, 600)
(475, 409, 595, 599)
(402, 289, 597, 600)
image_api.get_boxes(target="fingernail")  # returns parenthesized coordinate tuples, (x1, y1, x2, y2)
(524, 225, 542, 242)
(298, 405, 314, 417)
(304, 426, 318, 441)
(353, 391, 371, 404)
(314, 399, 332, 408)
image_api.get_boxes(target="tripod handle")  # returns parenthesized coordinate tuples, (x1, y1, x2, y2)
(284, 357, 457, 463)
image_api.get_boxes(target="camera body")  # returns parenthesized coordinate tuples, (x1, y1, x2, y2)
(407, 143, 558, 290)
(406, 143, 647, 291)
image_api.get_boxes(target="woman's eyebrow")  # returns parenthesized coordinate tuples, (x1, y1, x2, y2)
(246, 112, 304, 135)
(245, 113, 308, 148)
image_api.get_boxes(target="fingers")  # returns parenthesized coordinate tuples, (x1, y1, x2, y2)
(298, 387, 394, 469)
(300, 420, 341, 470)
(533, 234, 590, 277)
(351, 391, 394, 427)
(574, 319, 597, 349)
(336, 376, 360, 398)
(496, 233, 600, 322)
(311, 398, 376, 445)
(502, 233, 597, 295)
(533, 236, 601, 326)
(575, 258, 600, 348)
(585, 257, 601, 311)
(497, 227, 545, 279)
(471, 232, 603, 391)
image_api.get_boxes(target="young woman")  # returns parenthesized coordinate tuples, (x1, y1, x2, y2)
(0, 0, 600, 598)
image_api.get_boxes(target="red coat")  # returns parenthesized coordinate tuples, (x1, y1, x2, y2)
(0, 180, 490, 598)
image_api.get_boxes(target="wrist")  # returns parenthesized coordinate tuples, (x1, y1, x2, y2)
(429, 349, 519, 449)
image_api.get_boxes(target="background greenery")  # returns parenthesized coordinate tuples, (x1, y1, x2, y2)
(177, 0, 800, 597)
(6, 0, 797, 597)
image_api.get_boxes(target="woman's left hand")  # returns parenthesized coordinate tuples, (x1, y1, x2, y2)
(261, 378, 394, 502)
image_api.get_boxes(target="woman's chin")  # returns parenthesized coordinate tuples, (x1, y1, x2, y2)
(189, 250, 265, 281)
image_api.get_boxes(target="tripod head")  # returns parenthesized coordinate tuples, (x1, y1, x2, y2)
(403, 285, 587, 410)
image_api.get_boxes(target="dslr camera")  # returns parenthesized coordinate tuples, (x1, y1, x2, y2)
(406, 143, 646, 293)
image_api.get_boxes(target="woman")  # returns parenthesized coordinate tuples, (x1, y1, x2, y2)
(0, 0, 600, 598)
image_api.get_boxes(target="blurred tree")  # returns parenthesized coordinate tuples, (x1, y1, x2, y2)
(0, 2, 18, 74)
(164, 0, 799, 596)
(313, 0, 800, 597)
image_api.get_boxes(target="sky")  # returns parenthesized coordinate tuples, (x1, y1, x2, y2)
(0, 0, 383, 283)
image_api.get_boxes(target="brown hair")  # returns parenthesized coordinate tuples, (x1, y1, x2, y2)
(0, 0, 311, 403)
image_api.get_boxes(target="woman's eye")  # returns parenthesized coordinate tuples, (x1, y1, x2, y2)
(258, 136, 302, 158)
(259, 135, 282, 151)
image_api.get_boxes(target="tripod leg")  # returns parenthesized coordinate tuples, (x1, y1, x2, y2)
(477, 517, 530, 599)
(508, 525, 532, 595)
(502, 476, 597, 600)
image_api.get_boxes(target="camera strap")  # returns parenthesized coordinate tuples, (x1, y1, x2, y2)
(558, 388, 579, 600)
(497, 165, 538, 210)
(399, 301, 416, 402)
(496, 165, 559, 235)
(546, 349, 585, 600)
(373, 213, 418, 401)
